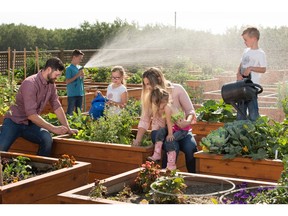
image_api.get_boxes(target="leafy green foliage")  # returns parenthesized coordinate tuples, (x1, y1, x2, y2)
(1, 156, 32, 185)
(171, 111, 185, 123)
(57, 89, 67, 96)
(242, 156, 288, 204)
(89, 67, 111, 82)
(201, 116, 288, 160)
(88, 179, 108, 199)
(73, 103, 139, 145)
(151, 176, 187, 204)
(0, 74, 18, 116)
(127, 72, 142, 84)
(196, 99, 236, 123)
(42, 111, 90, 131)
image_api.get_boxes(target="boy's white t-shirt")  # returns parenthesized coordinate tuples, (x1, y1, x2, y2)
(106, 83, 127, 114)
(240, 48, 267, 84)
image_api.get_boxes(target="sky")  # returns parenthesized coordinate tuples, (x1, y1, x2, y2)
(1, 0, 288, 34)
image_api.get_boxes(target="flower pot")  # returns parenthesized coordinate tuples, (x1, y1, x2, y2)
(194, 151, 284, 182)
(0, 151, 90, 204)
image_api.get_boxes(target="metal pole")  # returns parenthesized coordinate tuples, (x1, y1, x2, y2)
(174, 11, 177, 32)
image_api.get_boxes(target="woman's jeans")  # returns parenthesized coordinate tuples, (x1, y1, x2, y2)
(0, 118, 53, 156)
(67, 96, 83, 115)
(151, 129, 198, 173)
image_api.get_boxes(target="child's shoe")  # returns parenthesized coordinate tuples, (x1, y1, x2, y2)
(166, 151, 177, 170)
(147, 142, 162, 162)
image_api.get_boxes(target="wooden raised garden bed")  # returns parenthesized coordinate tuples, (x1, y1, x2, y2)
(194, 151, 284, 182)
(192, 122, 224, 146)
(186, 78, 220, 92)
(57, 168, 277, 204)
(9, 136, 187, 182)
(0, 151, 91, 204)
(42, 92, 95, 114)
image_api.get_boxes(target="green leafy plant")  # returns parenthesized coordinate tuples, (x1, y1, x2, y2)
(223, 156, 288, 204)
(88, 179, 108, 199)
(42, 111, 90, 132)
(246, 155, 288, 204)
(1, 156, 32, 185)
(185, 84, 205, 104)
(196, 99, 236, 123)
(89, 67, 111, 82)
(73, 105, 138, 144)
(171, 111, 185, 123)
(201, 116, 288, 160)
(127, 71, 143, 84)
(282, 96, 288, 117)
(57, 89, 67, 96)
(0, 74, 18, 116)
(151, 176, 188, 204)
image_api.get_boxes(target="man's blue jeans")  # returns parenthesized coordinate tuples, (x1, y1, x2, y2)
(151, 130, 198, 173)
(67, 96, 83, 115)
(236, 95, 259, 121)
(0, 118, 53, 156)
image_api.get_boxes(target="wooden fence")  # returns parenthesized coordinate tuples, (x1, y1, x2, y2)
(0, 48, 98, 74)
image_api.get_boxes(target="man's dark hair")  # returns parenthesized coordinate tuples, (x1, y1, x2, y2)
(72, 49, 84, 57)
(43, 57, 65, 71)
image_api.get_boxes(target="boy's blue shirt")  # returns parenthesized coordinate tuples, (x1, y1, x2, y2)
(66, 64, 84, 97)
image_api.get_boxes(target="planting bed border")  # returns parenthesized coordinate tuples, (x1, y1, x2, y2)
(10, 135, 187, 182)
(0, 151, 91, 204)
(57, 168, 277, 204)
(195, 151, 283, 182)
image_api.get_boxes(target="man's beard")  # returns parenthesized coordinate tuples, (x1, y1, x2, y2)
(47, 72, 56, 84)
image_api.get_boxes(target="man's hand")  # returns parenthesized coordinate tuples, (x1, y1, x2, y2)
(51, 125, 69, 135)
(68, 128, 78, 135)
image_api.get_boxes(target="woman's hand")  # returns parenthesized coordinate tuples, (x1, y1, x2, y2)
(132, 139, 141, 146)
(176, 119, 191, 129)
(176, 114, 196, 128)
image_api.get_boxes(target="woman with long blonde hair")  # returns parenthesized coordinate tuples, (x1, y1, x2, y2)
(133, 67, 197, 173)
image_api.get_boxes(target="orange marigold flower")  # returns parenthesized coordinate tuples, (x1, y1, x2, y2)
(242, 146, 249, 153)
